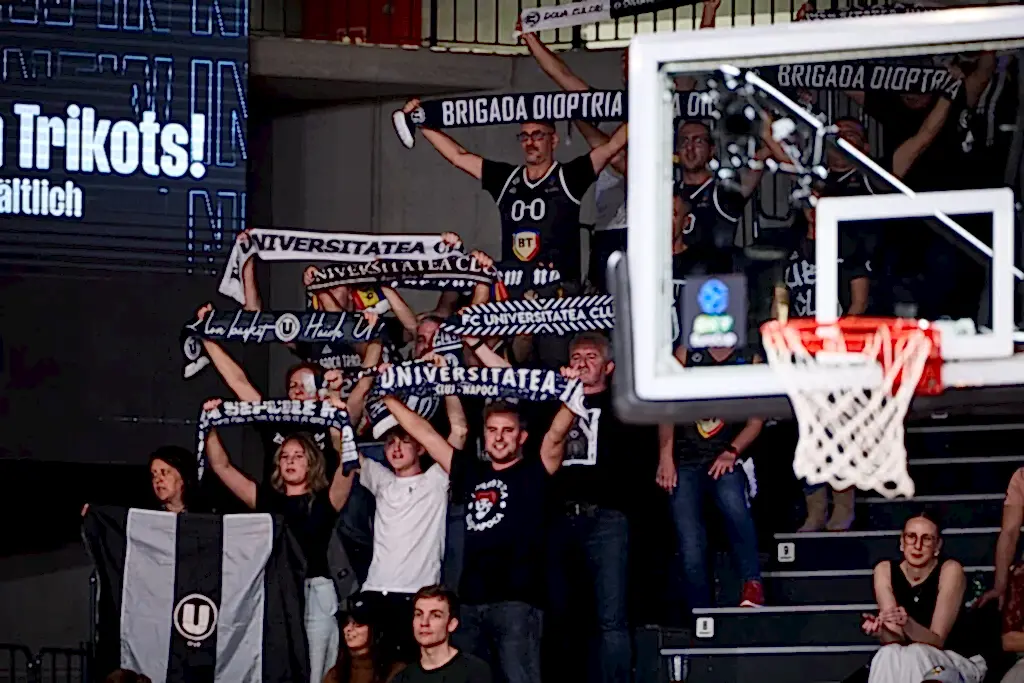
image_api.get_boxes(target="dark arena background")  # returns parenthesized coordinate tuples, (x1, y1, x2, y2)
(2, 1, 1024, 683)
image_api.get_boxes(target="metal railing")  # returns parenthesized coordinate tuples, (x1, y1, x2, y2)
(251, 0, 859, 52)
(0, 644, 88, 683)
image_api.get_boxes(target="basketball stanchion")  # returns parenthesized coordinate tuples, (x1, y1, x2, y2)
(761, 317, 943, 499)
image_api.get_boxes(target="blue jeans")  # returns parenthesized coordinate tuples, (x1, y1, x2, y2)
(453, 601, 543, 683)
(547, 507, 631, 683)
(671, 462, 761, 611)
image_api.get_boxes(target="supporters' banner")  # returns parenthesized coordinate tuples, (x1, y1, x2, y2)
(759, 61, 962, 98)
(219, 229, 461, 303)
(307, 255, 499, 292)
(608, 0, 699, 19)
(371, 362, 588, 416)
(431, 328, 466, 368)
(441, 296, 615, 337)
(83, 507, 308, 683)
(366, 393, 442, 439)
(181, 309, 382, 379)
(195, 400, 357, 479)
(802, 2, 935, 21)
(393, 90, 626, 148)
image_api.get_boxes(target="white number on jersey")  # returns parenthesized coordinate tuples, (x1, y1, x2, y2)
(510, 198, 547, 222)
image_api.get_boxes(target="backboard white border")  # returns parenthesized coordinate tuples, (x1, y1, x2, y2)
(815, 188, 1016, 361)
(625, 5, 1024, 403)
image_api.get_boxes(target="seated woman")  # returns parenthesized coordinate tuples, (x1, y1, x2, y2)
(863, 512, 987, 683)
(203, 397, 356, 683)
(324, 598, 405, 683)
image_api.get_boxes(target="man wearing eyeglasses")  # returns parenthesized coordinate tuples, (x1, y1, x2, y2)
(676, 119, 762, 254)
(402, 98, 627, 287)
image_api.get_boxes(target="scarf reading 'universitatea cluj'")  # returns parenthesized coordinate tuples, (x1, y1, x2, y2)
(195, 400, 358, 479)
(441, 295, 614, 337)
(181, 308, 384, 379)
(369, 362, 589, 417)
(219, 229, 462, 304)
(307, 253, 499, 292)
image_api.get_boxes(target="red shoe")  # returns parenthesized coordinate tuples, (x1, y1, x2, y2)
(740, 580, 765, 607)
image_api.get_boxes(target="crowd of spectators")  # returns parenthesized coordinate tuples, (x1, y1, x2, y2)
(83, 2, 1024, 682)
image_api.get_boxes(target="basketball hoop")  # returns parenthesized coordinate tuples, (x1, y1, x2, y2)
(761, 316, 942, 499)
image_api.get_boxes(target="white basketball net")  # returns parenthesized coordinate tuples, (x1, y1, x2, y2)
(761, 320, 934, 499)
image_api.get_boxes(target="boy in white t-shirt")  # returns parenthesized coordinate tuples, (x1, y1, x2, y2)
(351, 391, 467, 663)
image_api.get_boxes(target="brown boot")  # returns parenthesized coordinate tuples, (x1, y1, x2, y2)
(826, 486, 856, 531)
(797, 487, 827, 532)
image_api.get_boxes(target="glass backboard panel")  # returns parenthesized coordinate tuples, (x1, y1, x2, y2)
(613, 4, 1024, 423)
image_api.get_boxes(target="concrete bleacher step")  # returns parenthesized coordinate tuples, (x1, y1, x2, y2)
(858, 493, 1005, 529)
(763, 567, 992, 605)
(766, 527, 999, 572)
(661, 646, 877, 683)
(905, 455, 1023, 495)
(688, 605, 875, 647)
(906, 422, 1024, 459)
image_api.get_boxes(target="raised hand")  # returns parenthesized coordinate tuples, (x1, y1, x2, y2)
(362, 310, 380, 330)
(303, 265, 321, 287)
(403, 98, 422, 114)
(324, 369, 344, 392)
(236, 228, 252, 248)
(441, 232, 462, 249)
(327, 394, 348, 411)
(196, 302, 213, 321)
(471, 249, 495, 270)
(203, 397, 224, 412)
(420, 352, 448, 368)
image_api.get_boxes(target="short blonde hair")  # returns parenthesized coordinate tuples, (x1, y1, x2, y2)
(270, 433, 329, 494)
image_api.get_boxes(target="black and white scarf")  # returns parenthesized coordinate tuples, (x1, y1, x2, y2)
(801, 2, 935, 21)
(370, 362, 588, 417)
(307, 254, 499, 292)
(219, 229, 462, 303)
(393, 90, 625, 148)
(195, 400, 358, 479)
(517, 0, 700, 33)
(181, 309, 382, 379)
(760, 61, 962, 98)
(441, 295, 614, 337)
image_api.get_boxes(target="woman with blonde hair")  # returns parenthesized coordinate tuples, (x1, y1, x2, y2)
(203, 397, 357, 683)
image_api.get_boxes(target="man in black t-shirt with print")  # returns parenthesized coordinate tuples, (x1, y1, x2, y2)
(403, 98, 627, 285)
(547, 332, 658, 683)
(384, 392, 577, 683)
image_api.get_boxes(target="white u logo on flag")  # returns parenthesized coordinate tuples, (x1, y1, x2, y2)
(173, 594, 218, 642)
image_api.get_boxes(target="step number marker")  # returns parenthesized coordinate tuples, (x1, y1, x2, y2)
(777, 542, 795, 563)
(695, 616, 715, 638)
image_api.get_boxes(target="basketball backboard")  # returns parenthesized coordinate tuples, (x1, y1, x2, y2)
(612, 5, 1024, 424)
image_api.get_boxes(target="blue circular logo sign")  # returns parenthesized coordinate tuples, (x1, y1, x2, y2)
(697, 278, 729, 315)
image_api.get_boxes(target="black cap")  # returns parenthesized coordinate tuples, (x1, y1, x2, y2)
(344, 595, 376, 627)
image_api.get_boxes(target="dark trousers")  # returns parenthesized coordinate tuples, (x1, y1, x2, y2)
(357, 591, 416, 662)
(453, 601, 543, 683)
(546, 506, 631, 683)
(670, 463, 761, 611)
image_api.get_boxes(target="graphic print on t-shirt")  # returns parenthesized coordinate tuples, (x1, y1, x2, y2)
(467, 478, 509, 531)
(784, 252, 819, 318)
(564, 407, 601, 467)
(696, 418, 724, 438)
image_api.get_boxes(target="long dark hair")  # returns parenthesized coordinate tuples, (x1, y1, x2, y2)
(325, 616, 394, 683)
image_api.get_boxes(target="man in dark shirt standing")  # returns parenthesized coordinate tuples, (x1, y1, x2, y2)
(383, 390, 577, 683)
(402, 98, 626, 285)
(392, 585, 493, 683)
(548, 332, 658, 683)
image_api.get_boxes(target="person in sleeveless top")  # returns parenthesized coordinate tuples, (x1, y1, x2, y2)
(863, 512, 987, 683)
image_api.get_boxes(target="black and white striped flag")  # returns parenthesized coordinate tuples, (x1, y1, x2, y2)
(83, 507, 308, 683)
(440, 295, 615, 337)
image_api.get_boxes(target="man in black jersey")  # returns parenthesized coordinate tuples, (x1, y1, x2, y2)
(676, 119, 760, 253)
(402, 98, 627, 284)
